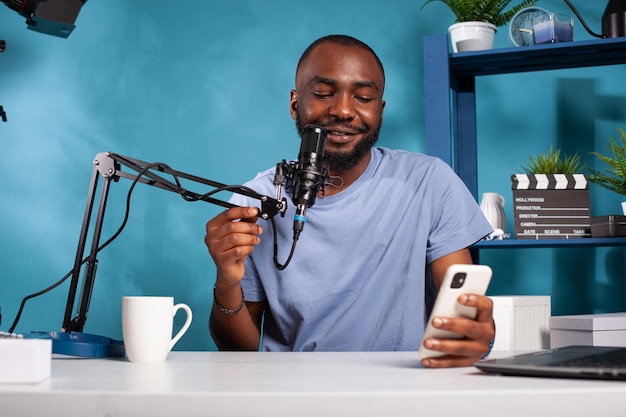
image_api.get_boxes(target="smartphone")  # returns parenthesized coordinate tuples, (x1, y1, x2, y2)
(419, 264, 493, 359)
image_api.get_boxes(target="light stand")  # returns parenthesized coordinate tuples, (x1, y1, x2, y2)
(28, 152, 286, 357)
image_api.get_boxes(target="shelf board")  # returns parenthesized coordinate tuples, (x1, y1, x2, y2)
(473, 237, 626, 249)
(449, 37, 626, 77)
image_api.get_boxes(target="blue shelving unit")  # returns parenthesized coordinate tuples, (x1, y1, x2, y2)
(422, 34, 626, 249)
(474, 237, 626, 248)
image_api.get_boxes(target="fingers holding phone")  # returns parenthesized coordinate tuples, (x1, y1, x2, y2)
(419, 264, 493, 362)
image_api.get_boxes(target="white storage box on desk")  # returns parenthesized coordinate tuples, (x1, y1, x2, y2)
(0, 336, 51, 384)
(490, 296, 551, 351)
(550, 312, 626, 348)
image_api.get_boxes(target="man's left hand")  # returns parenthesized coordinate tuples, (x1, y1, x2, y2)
(421, 293, 495, 368)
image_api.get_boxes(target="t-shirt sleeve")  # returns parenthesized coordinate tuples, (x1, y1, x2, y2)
(425, 159, 493, 263)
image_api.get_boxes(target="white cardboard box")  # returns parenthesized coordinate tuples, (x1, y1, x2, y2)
(490, 296, 551, 351)
(0, 338, 52, 384)
(550, 312, 626, 348)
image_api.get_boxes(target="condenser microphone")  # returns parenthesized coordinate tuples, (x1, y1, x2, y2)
(291, 125, 327, 238)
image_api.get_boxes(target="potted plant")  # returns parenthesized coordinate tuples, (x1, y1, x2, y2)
(421, 0, 538, 52)
(587, 128, 626, 215)
(519, 145, 583, 175)
(511, 146, 591, 240)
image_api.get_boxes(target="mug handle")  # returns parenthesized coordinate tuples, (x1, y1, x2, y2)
(169, 303, 193, 351)
(498, 194, 505, 207)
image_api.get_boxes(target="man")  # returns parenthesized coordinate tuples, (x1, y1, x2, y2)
(205, 34, 495, 367)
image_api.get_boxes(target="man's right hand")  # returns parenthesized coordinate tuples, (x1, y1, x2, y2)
(204, 206, 263, 285)
(206, 206, 266, 351)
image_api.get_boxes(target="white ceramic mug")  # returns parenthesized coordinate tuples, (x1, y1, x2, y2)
(122, 296, 192, 363)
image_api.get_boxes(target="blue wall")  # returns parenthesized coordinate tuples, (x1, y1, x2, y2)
(1, 0, 624, 351)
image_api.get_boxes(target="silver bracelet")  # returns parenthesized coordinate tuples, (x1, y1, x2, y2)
(213, 285, 245, 316)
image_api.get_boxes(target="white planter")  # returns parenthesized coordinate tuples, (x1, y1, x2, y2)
(448, 21, 497, 53)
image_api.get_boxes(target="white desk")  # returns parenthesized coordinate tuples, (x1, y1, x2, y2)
(1, 351, 625, 417)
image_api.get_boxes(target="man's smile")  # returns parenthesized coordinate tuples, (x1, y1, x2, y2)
(324, 126, 363, 145)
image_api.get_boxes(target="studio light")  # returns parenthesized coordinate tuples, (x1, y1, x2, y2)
(2, 0, 87, 38)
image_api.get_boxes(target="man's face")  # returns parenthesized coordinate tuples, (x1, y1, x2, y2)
(290, 43, 385, 173)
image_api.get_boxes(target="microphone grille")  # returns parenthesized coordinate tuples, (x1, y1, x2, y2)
(300, 125, 326, 155)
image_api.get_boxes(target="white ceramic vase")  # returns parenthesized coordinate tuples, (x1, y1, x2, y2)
(448, 21, 497, 53)
(479, 192, 506, 232)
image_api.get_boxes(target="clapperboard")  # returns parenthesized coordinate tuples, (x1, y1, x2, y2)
(511, 174, 591, 240)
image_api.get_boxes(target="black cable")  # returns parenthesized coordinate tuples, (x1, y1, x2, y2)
(8, 268, 75, 333)
(191, 184, 264, 203)
(563, 0, 607, 39)
(272, 217, 298, 270)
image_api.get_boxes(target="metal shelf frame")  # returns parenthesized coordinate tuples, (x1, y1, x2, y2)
(423, 34, 626, 249)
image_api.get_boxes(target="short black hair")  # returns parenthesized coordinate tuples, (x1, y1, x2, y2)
(296, 34, 385, 82)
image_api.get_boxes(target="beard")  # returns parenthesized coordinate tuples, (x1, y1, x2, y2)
(295, 111, 381, 173)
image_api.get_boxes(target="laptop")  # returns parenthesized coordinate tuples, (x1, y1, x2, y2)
(474, 345, 626, 380)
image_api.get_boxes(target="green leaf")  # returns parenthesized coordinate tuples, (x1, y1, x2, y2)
(421, 0, 538, 26)
(588, 128, 626, 197)
(520, 146, 583, 175)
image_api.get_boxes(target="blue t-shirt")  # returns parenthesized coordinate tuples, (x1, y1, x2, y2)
(228, 147, 491, 351)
